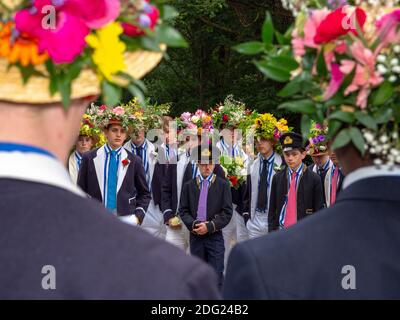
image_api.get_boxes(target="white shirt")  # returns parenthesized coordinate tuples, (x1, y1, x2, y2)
(343, 165, 400, 190)
(0, 147, 85, 197)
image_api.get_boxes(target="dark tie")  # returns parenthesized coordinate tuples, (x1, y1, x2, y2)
(136, 146, 143, 160)
(256, 159, 269, 212)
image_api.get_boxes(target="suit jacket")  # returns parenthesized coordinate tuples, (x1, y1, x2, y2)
(124, 140, 166, 206)
(242, 154, 283, 220)
(179, 175, 233, 233)
(268, 165, 324, 232)
(324, 166, 345, 207)
(223, 176, 400, 299)
(0, 179, 220, 299)
(77, 146, 151, 221)
(310, 161, 333, 206)
(160, 153, 226, 223)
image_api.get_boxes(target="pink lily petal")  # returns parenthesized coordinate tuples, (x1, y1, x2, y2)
(324, 63, 344, 100)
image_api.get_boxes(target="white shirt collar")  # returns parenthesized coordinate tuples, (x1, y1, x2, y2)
(343, 165, 400, 190)
(0, 150, 86, 197)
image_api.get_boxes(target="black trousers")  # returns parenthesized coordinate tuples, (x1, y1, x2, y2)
(190, 231, 225, 288)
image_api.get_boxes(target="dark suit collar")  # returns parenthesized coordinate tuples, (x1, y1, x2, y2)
(337, 176, 400, 203)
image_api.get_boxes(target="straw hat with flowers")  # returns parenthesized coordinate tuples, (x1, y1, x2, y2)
(0, 0, 179, 106)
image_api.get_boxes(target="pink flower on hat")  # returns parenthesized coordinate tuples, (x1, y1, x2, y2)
(14, 0, 121, 64)
(113, 106, 125, 115)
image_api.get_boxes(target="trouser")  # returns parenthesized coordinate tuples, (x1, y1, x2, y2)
(165, 217, 190, 254)
(247, 211, 268, 239)
(222, 208, 237, 267)
(235, 210, 249, 242)
(190, 231, 225, 289)
(141, 200, 166, 239)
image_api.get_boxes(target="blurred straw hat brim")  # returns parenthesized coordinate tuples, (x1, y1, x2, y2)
(0, 47, 165, 104)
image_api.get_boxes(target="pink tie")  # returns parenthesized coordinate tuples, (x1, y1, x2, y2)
(284, 172, 297, 228)
(330, 168, 339, 206)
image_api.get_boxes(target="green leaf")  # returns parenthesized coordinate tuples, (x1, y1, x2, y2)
(275, 30, 286, 45)
(278, 99, 316, 114)
(141, 37, 163, 52)
(331, 129, 351, 150)
(102, 81, 122, 106)
(162, 5, 179, 21)
(372, 81, 393, 106)
(277, 79, 302, 97)
(155, 25, 188, 48)
(128, 84, 145, 105)
(58, 75, 72, 109)
(375, 108, 393, 124)
(355, 111, 377, 130)
(349, 127, 365, 155)
(254, 61, 291, 82)
(262, 11, 274, 45)
(233, 41, 265, 55)
(328, 110, 355, 123)
(268, 56, 299, 71)
(327, 120, 343, 139)
(300, 114, 311, 140)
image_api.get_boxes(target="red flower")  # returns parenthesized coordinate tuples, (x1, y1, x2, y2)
(122, 158, 130, 167)
(100, 105, 107, 111)
(314, 7, 366, 44)
(222, 114, 229, 123)
(228, 175, 238, 187)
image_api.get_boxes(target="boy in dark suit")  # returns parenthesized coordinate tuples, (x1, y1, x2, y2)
(179, 145, 233, 288)
(268, 132, 324, 231)
(78, 105, 151, 226)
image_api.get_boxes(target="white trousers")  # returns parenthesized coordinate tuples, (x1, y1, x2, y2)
(141, 200, 167, 240)
(165, 217, 190, 254)
(222, 211, 237, 267)
(235, 210, 249, 242)
(247, 211, 268, 239)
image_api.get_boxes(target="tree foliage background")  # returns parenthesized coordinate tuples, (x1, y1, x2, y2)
(142, 0, 295, 120)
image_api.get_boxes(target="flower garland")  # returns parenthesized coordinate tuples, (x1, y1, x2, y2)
(219, 155, 247, 189)
(211, 95, 249, 130)
(236, 0, 400, 166)
(0, 0, 186, 106)
(307, 121, 329, 156)
(88, 103, 143, 131)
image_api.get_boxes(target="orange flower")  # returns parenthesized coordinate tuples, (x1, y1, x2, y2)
(0, 22, 48, 67)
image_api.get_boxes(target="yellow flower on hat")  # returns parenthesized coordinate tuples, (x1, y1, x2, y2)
(85, 22, 126, 81)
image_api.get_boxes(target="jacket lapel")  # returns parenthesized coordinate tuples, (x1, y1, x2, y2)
(117, 148, 129, 193)
(93, 146, 106, 200)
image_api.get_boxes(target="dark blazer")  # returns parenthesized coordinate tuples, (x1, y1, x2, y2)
(77, 147, 151, 222)
(223, 176, 400, 299)
(161, 158, 226, 223)
(179, 176, 233, 234)
(0, 179, 221, 299)
(268, 165, 324, 232)
(151, 162, 167, 206)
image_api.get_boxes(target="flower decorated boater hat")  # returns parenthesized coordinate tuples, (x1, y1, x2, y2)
(307, 121, 329, 156)
(0, 0, 178, 106)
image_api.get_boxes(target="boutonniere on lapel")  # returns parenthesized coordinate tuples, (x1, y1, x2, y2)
(273, 163, 282, 173)
(122, 158, 130, 167)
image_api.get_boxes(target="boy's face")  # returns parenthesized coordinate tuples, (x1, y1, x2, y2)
(255, 138, 274, 156)
(104, 124, 127, 149)
(283, 149, 306, 170)
(75, 135, 94, 154)
(198, 163, 215, 178)
(131, 129, 145, 146)
(311, 154, 330, 168)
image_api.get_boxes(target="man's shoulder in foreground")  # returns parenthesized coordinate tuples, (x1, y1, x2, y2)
(0, 179, 220, 299)
(223, 176, 400, 299)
